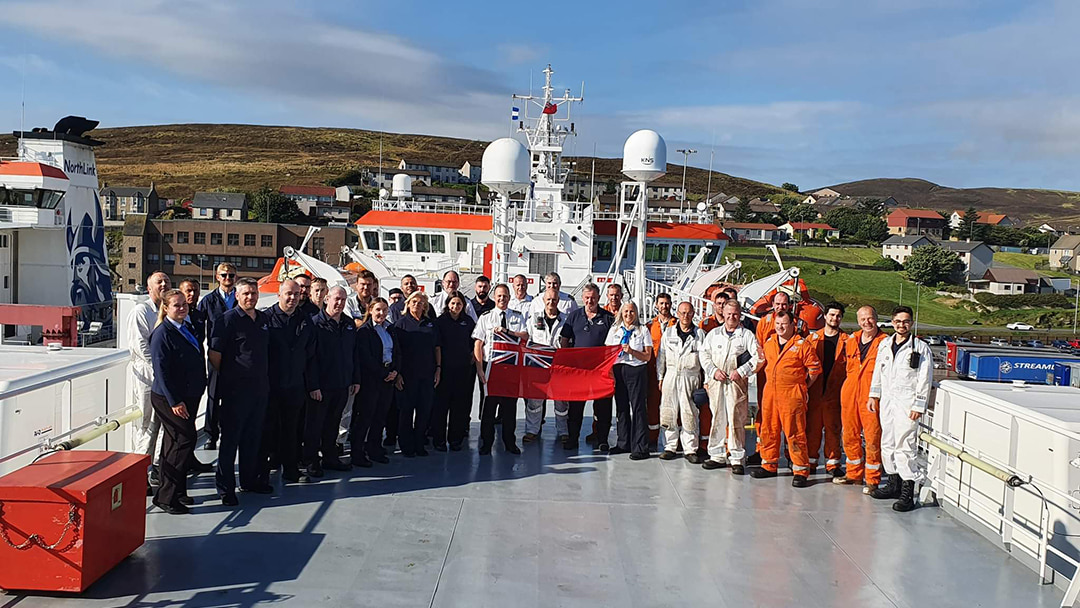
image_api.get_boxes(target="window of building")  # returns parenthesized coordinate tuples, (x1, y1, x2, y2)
(163, 233, 173, 244)
(211, 233, 222, 245)
(177, 231, 189, 244)
(644, 243, 669, 263)
(311, 237, 325, 258)
(262, 258, 275, 269)
(127, 262, 135, 269)
(381, 233, 396, 251)
(127, 246, 136, 253)
(164, 254, 176, 265)
(398, 233, 413, 252)
(212, 255, 224, 266)
(228, 256, 242, 267)
(128, 278, 136, 285)
(244, 234, 255, 247)
(180, 254, 192, 266)
(246, 257, 258, 268)
(261, 235, 273, 248)
(363, 231, 380, 250)
(147, 253, 160, 264)
(228, 233, 239, 246)
(194, 232, 206, 245)
(594, 240, 613, 261)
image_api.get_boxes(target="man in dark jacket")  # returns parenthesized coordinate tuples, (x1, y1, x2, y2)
(304, 286, 361, 480)
(197, 262, 237, 450)
(208, 278, 270, 505)
(260, 279, 316, 484)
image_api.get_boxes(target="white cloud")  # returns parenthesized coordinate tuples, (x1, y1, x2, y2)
(0, 0, 511, 139)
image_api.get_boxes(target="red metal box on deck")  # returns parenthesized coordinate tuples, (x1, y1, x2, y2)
(0, 451, 150, 592)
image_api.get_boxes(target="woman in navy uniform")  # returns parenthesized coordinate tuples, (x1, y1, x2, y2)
(394, 291, 441, 457)
(353, 297, 401, 466)
(304, 286, 361, 479)
(149, 289, 207, 514)
(433, 291, 476, 451)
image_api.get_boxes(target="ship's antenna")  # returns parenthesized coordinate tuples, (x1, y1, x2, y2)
(20, 55, 26, 134)
(590, 143, 596, 202)
(706, 131, 715, 203)
(378, 135, 383, 187)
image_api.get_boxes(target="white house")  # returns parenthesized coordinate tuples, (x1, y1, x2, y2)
(881, 235, 993, 280)
(191, 192, 247, 221)
(779, 222, 840, 241)
(723, 222, 779, 243)
(398, 159, 464, 184)
(948, 210, 1015, 230)
(459, 160, 482, 184)
(1050, 235, 1080, 271)
(881, 235, 934, 265)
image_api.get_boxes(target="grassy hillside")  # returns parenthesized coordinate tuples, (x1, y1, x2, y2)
(0, 124, 783, 202)
(823, 177, 1080, 225)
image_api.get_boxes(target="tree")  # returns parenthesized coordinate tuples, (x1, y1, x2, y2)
(250, 184, 305, 224)
(959, 206, 987, 241)
(732, 198, 754, 222)
(856, 197, 886, 217)
(938, 210, 952, 240)
(855, 215, 889, 244)
(903, 245, 963, 285)
(782, 182, 799, 192)
(158, 205, 191, 220)
(327, 167, 367, 187)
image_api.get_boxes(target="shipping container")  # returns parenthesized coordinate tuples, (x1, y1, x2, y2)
(949, 343, 1056, 376)
(1053, 361, 1080, 388)
(967, 352, 1080, 384)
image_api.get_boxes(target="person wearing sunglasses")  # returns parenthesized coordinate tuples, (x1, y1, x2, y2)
(196, 262, 238, 450)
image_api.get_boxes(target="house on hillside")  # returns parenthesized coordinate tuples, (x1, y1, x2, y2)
(723, 222, 779, 243)
(336, 185, 365, 203)
(811, 188, 841, 198)
(710, 195, 741, 220)
(748, 198, 779, 216)
(880, 234, 992, 280)
(398, 159, 463, 184)
(280, 185, 348, 221)
(1050, 234, 1080, 271)
(804, 195, 897, 213)
(459, 160, 482, 184)
(887, 208, 947, 237)
(369, 168, 431, 189)
(191, 192, 247, 221)
(938, 240, 994, 282)
(412, 186, 468, 204)
(564, 176, 605, 200)
(969, 267, 1062, 295)
(947, 210, 1015, 230)
(645, 179, 685, 201)
(779, 222, 840, 241)
(100, 185, 161, 219)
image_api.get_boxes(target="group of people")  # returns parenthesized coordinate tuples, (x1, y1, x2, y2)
(128, 263, 932, 516)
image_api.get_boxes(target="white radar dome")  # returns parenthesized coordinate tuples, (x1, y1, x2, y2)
(481, 137, 531, 196)
(391, 173, 412, 198)
(621, 130, 667, 182)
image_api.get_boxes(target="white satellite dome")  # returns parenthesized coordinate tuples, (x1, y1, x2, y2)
(378, 188, 389, 199)
(481, 137, 531, 196)
(391, 173, 412, 198)
(621, 130, 667, 182)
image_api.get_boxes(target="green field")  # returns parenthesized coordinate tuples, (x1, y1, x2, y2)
(993, 252, 1074, 279)
(722, 245, 883, 266)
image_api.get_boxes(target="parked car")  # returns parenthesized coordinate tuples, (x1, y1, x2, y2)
(926, 335, 945, 346)
(1052, 339, 1071, 350)
(1007, 322, 1034, 331)
(954, 337, 974, 344)
(989, 338, 1009, 347)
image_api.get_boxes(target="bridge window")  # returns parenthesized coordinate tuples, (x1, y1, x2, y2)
(399, 233, 413, 252)
(363, 231, 380, 250)
(431, 234, 446, 253)
(594, 240, 613, 261)
(670, 244, 686, 264)
(417, 234, 432, 253)
(382, 232, 397, 251)
(644, 243, 669, 263)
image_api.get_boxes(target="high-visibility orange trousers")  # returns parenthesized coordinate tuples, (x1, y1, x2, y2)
(759, 386, 810, 477)
(806, 396, 842, 472)
(840, 399, 882, 485)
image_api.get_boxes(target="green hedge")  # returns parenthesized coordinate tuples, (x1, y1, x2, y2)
(973, 292, 1072, 309)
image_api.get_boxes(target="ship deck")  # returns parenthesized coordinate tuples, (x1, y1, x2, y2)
(5, 411, 1065, 608)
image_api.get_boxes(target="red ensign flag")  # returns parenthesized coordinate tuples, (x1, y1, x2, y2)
(486, 335, 620, 401)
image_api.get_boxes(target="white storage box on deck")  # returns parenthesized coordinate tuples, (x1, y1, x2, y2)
(930, 379, 1080, 583)
(0, 345, 130, 475)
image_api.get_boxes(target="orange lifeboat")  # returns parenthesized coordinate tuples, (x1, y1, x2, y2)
(257, 257, 312, 294)
(748, 277, 825, 331)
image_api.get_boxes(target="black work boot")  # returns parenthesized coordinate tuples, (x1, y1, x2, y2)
(893, 480, 917, 512)
(870, 473, 901, 500)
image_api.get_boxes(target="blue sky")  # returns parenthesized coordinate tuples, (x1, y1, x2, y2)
(1, 0, 1078, 192)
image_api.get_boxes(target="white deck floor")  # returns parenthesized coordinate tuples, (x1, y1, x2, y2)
(4, 412, 1067, 608)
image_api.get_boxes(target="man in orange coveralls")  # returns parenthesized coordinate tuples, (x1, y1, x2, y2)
(806, 302, 847, 477)
(646, 293, 676, 450)
(751, 310, 820, 488)
(833, 305, 888, 494)
(748, 291, 804, 465)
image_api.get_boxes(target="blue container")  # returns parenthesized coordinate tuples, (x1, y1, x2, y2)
(968, 353, 1080, 384)
(955, 345, 1051, 377)
(1054, 362, 1080, 388)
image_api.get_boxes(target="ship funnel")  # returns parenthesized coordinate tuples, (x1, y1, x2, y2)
(481, 137, 530, 197)
(391, 173, 412, 198)
(621, 130, 667, 182)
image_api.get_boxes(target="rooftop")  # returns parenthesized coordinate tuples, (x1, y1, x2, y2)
(882, 234, 934, 245)
(280, 185, 337, 198)
(192, 192, 246, 209)
(354, 210, 492, 231)
(983, 267, 1040, 284)
(889, 208, 945, 220)
(100, 185, 155, 198)
(785, 222, 835, 230)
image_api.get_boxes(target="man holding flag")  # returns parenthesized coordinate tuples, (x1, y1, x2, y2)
(473, 283, 529, 455)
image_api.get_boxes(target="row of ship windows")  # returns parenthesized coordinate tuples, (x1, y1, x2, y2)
(593, 241, 719, 265)
(362, 231, 454, 254)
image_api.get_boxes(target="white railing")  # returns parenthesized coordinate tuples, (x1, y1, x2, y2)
(372, 199, 492, 216)
(919, 411, 1080, 608)
(623, 270, 714, 323)
(592, 209, 716, 223)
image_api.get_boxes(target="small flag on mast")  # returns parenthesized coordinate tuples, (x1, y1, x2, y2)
(511, 106, 520, 120)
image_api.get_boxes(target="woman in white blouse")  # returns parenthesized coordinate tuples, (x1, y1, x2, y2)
(605, 301, 653, 460)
